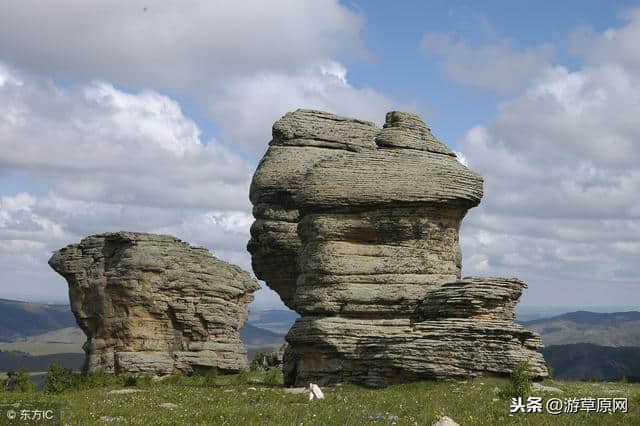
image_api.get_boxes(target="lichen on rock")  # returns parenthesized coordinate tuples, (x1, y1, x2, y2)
(248, 108, 548, 387)
(49, 231, 259, 375)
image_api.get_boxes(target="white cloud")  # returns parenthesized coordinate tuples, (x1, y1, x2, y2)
(570, 9, 640, 74)
(421, 33, 554, 93)
(0, 1, 366, 91)
(459, 15, 640, 306)
(0, 1, 398, 155)
(209, 62, 397, 153)
(0, 65, 252, 210)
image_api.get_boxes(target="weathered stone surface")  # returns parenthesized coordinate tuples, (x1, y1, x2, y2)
(248, 109, 547, 387)
(49, 232, 259, 375)
(285, 279, 546, 387)
(432, 416, 460, 426)
(375, 111, 454, 155)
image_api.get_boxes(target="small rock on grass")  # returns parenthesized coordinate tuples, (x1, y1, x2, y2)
(365, 414, 399, 422)
(532, 382, 564, 393)
(100, 416, 124, 422)
(284, 387, 307, 394)
(159, 403, 178, 409)
(432, 416, 460, 426)
(107, 389, 144, 395)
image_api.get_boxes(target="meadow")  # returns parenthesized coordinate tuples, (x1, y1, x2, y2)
(1, 369, 638, 425)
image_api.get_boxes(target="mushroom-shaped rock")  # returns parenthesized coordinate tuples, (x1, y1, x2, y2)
(248, 109, 547, 387)
(49, 232, 259, 375)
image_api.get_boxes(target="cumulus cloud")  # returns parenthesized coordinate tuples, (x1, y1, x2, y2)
(0, 0, 366, 91)
(0, 1, 397, 155)
(569, 9, 640, 74)
(421, 33, 554, 93)
(459, 14, 640, 306)
(0, 64, 252, 210)
(210, 62, 396, 153)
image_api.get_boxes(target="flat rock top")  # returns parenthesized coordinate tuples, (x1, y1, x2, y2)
(271, 109, 378, 150)
(49, 231, 259, 293)
(253, 109, 483, 210)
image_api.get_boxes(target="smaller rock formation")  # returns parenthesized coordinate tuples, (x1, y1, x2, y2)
(266, 343, 288, 370)
(49, 232, 259, 375)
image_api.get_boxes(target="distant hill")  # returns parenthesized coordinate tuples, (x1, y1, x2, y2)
(247, 309, 298, 335)
(542, 343, 640, 381)
(14, 327, 85, 344)
(0, 327, 85, 356)
(240, 323, 286, 361)
(521, 311, 640, 347)
(239, 323, 285, 347)
(0, 299, 76, 342)
(0, 350, 84, 372)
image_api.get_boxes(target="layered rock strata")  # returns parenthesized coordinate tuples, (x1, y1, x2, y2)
(49, 232, 259, 375)
(249, 109, 547, 387)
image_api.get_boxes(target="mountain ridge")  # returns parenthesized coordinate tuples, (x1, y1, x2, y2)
(521, 310, 640, 347)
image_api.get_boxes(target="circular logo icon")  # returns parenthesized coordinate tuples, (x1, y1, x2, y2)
(6, 409, 17, 420)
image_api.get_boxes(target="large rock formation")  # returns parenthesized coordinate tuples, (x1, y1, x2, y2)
(49, 232, 259, 375)
(248, 109, 547, 387)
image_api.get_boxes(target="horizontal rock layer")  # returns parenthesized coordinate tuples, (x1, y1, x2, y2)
(49, 232, 259, 375)
(285, 277, 547, 387)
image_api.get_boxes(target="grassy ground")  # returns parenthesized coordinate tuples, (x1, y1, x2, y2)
(0, 372, 638, 425)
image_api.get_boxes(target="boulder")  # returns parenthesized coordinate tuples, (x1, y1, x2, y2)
(248, 109, 548, 387)
(49, 232, 259, 375)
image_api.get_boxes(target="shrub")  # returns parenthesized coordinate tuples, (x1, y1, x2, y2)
(120, 374, 139, 387)
(201, 368, 218, 386)
(500, 361, 532, 399)
(44, 362, 81, 394)
(81, 370, 114, 388)
(5, 369, 36, 393)
(190, 367, 219, 386)
(0, 377, 6, 392)
(232, 369, 250, 385)
(264, 368, 282, 387)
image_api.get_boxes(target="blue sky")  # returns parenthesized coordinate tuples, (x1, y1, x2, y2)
(347, 0, 639, 146)
(0, 1, 638, 310)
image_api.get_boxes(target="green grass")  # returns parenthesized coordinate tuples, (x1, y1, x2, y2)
(0, 372, 638, 425)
